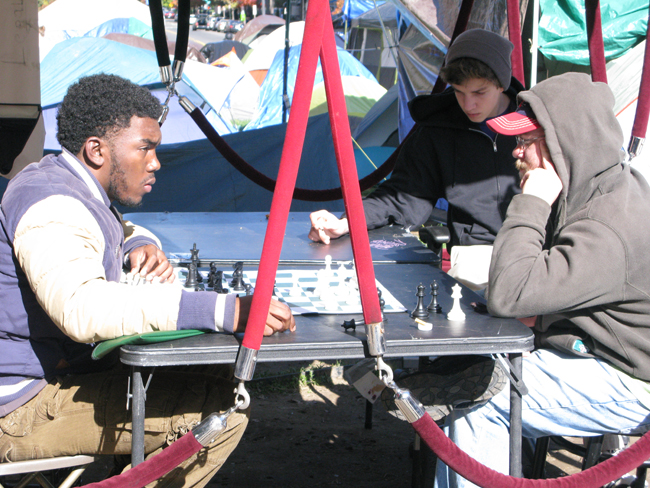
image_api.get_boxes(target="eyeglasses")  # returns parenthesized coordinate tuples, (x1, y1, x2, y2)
(515, 136, 545, 150)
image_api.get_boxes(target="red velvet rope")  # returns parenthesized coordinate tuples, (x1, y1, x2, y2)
(631, 6, 650, 139)
(79, 433, 203, 488)
(585, 0, 608, 84)
(187, 108, 398, 201)
(413, 413, 650, 488)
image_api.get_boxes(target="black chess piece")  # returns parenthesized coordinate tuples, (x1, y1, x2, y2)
(341, 319, 357, 332)
(411, 283, 430, 319)
(427, 280, 442, 314)
(189, 243, 202, 283)
(230, 262, 245, 291)
(185, 262, 199, 288)
(213, 270, 229, 293)
(244, 283, 253, 296)
(207, 262, 218, 288)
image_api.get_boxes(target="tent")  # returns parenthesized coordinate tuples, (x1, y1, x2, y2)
(201, 40, 250, 63)
(347, 2, 399, 88)
(244, 21, 307, 85)
(245, 43, 379, 131)
(38, 0, 152, 60)
(352, 83, 399, 148)
(39, 36, 256, 148)
(85, 17, 153, 40)
(310, 76, 387, 134)
(235, 14, 285, 46)
(104, 33, 206, 64)
(210, 52, 261, 129)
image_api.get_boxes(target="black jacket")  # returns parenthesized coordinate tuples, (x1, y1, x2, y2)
(363, 77, 524, 248)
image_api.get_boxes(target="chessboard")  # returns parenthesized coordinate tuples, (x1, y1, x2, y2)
(174, 267, 406, 315)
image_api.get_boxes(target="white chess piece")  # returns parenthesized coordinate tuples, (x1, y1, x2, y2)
(290, 275, 301, 297)
(447, 284, 466, 321)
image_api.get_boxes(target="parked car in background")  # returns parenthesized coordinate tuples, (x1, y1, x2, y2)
(189, 14, 197, 25)
(208, 16, 222, 31)
(192, 13, 209, 30)
(215, 18, 229, 32)
(224, 20, 244, 33)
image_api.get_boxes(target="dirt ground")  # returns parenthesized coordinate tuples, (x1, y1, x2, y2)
(207, 360, 585, 488)
(78, 360, 587, 488)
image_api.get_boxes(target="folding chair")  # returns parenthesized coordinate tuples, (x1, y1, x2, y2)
(0, 455, 97, 488)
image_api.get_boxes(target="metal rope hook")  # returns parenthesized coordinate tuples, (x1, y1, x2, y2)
(376, 356, 393, 384)
(234, 381, 251, 410)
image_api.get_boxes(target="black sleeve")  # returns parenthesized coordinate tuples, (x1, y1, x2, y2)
(363, 126, 444, 229)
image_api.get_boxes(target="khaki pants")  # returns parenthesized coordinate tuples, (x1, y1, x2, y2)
(0, 365, 248, 488)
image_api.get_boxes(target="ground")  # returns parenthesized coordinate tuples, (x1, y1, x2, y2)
(78, 360, 590, 488)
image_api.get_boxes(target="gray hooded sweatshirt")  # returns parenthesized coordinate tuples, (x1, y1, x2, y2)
(487, 72, 650, 381)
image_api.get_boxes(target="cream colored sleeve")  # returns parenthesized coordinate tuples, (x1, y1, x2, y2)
(13, 196, 182, 343)
(122, 218, 162, 248)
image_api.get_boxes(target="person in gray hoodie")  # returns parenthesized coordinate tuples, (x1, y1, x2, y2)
(433, 72, 650, 487)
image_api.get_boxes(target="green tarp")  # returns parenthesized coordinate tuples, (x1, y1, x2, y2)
(539, 0, 648, 65)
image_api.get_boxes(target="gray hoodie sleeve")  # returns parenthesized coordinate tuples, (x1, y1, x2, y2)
(487, 194, 626, 318)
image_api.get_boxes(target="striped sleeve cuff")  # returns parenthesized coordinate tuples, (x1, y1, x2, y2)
(176, 290, 237, 334)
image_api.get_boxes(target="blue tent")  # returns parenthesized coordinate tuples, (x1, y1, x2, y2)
(246, 44, 378, 130)
(40, 36, 241, 148)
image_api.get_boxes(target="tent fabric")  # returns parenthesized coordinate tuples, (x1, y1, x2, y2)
(244, 22, 307, 72)
(539, 0, 648, 65)
(347, 2, 399, 88)
(309, 76, 387, 118)
(352, 83, 399, 148)
(39, 37, 245, 136)
(103, 33, 207, 64)
(245, 44, 378, 130)
(38, 0, 152, 60)
(211, 53, 261, 128)
(84, 17, 153, 40)
(342, 0, 386, 21)
(235, 14, 285, 46)
(201, 41, 250, 63)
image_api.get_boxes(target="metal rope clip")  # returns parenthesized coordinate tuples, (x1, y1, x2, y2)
(234, 381, 250, 410)
(192, 399, 242, 447)
(376, 356, 393, 385)
(158, 83, 178, 126)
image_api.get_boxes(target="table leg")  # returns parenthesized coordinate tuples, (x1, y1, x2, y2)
(131, 366, 146, 467)
(509, 353, 523, 477)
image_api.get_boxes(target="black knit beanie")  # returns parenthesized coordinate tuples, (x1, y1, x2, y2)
(445, 29, 514, 90)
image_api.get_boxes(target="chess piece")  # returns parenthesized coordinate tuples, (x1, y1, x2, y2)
(230, 262, 245, 291)
(341, 319, 357, 332)
(207, 262, 218, 288)
(244, 283, 253, 296)
(447, 283, 466, 321)
(411, 284, 430, 319)
(427, 280, 442, 314)
(185, 262, 199, 288)
(190, 243, 202, 283)
(213, 270, 228, 293)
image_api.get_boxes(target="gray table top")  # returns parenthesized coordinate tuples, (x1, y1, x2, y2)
(123, 212, 436, 264)
(120, 263, 534, 367)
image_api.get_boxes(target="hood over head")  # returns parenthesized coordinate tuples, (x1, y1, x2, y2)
(495, 72, 624, 215)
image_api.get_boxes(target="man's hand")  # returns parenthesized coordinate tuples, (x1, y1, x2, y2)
(521, 156, 563, 206)
(128, 244, 175, 283)
(308, 210, 350, 244)
(235, 295, 296, 336)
